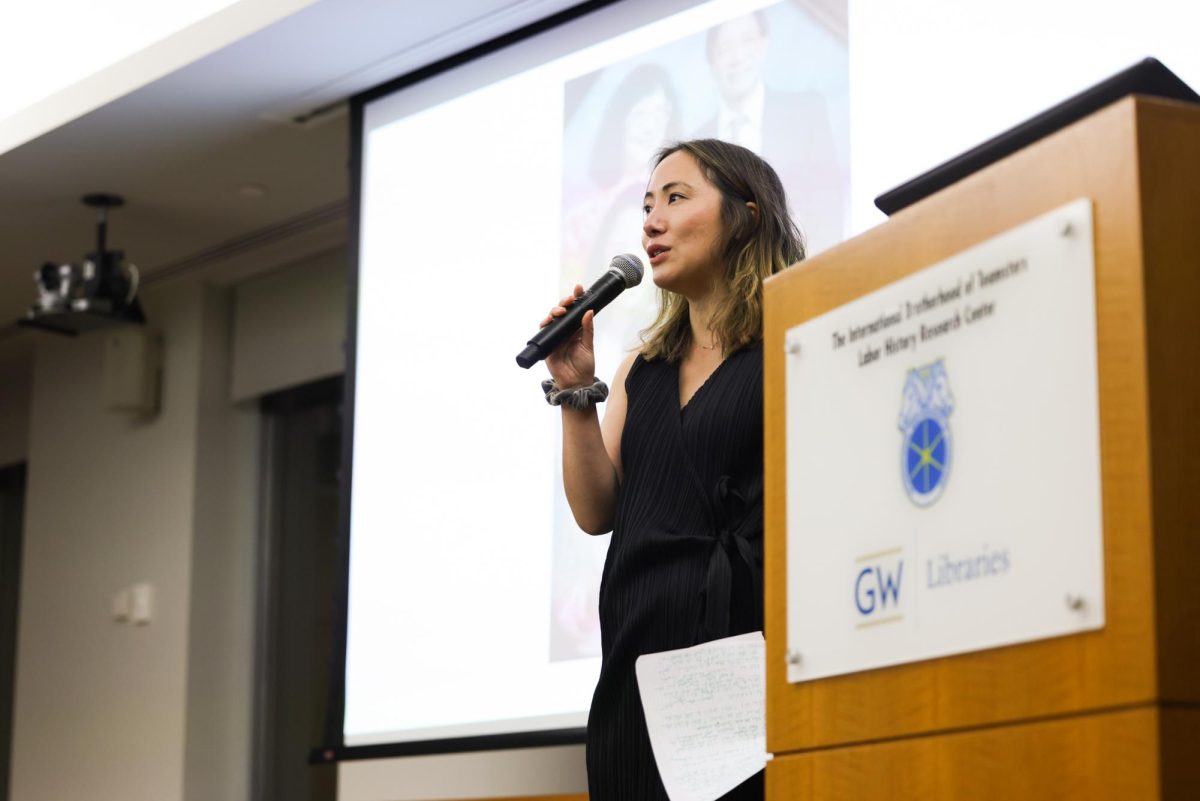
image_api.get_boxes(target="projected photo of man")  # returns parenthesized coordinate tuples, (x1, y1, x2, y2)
(551, 0, 847, 662)
(697, 9, 845, 254)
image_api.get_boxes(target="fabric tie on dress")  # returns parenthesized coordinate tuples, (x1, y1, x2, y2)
(694, 475, 763, 642)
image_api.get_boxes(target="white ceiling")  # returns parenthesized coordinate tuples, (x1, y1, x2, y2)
(0, 0, 582, 337)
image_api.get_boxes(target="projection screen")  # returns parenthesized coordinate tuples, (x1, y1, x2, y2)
(345, 0, 848, 750)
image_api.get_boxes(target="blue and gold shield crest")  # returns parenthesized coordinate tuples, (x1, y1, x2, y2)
(898, 360, 955, 506)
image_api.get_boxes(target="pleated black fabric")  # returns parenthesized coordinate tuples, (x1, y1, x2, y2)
(586, 342, 765, 801)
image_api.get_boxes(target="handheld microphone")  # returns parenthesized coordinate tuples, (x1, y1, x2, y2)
(516, 253, 644, 368)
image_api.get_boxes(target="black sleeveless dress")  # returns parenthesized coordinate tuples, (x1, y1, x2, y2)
(586, 342, 765, 801)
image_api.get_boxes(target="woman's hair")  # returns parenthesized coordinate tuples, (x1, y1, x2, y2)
(640, 138, 805, 361)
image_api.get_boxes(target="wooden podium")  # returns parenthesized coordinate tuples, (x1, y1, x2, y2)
(762, 96, 1200, 800)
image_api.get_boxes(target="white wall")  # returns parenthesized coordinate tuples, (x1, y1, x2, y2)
(8, 279, 257, 801)
(183, 288, 260, 801)
(232, 246, 347, 402)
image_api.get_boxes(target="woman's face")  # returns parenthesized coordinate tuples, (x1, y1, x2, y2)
(641, 150, 725, 298)
(623, 88, 672, 166)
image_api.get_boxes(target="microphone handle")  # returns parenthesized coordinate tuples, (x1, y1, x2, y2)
(516, 271, 626, 368)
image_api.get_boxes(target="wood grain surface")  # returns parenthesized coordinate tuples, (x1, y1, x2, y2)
(763, 97, 1200, 757)
(766, 705, 1200, 801)
(1135, 100, 1200, 705)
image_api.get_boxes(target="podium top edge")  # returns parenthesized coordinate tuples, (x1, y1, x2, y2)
(874, 58, 1200, 216)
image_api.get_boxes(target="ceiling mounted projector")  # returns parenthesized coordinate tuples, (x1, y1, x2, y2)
(19, 193, 146, 337)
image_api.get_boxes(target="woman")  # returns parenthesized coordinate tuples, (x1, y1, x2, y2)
(588, 63, 681, 192)
(540, 139, 805, 800)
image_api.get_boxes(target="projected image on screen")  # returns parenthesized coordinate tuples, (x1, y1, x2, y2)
(549, 1, 848, 663)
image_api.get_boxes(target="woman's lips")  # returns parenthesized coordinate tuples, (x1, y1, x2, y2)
(647, 245, 671, 266)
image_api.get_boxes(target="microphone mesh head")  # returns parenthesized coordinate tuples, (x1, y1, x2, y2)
(609, 253, 645, 288)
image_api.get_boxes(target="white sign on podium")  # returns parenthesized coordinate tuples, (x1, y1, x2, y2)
(784, 198, 1105, 684)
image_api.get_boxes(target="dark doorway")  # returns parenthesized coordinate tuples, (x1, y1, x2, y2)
(254, 379, 342, 801)
(0, 463, 27, 801)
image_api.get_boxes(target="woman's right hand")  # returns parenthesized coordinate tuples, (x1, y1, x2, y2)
(542, 284, 596, 389)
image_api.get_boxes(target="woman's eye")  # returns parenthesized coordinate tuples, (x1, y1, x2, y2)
(642, 204, 652, 217)
(668, 192, 684, 203)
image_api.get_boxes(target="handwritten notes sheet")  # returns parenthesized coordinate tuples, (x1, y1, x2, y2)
(635, 632, 767, 801)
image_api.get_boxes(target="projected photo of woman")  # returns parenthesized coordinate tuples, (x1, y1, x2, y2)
(539, 138, 803, 800)
(561, 64, 681, 351)
(549, 0, 847, 665)
(590, 64, 681, 196)
(550, 63, 682, 661)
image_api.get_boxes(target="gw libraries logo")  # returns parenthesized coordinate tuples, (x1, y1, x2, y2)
(854, 547, 904, 628)
(899, 360, 955, 507)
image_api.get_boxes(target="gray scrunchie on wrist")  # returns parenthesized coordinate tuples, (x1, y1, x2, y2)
(541, 378, 609, 410)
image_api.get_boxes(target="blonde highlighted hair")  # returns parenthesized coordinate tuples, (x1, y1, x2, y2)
(639, 139, 805, 361)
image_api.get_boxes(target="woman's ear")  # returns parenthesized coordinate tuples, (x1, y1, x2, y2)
(746, 201, 759, 223)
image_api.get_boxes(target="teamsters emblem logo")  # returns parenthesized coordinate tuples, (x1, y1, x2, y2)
(898, 360, 955, 506)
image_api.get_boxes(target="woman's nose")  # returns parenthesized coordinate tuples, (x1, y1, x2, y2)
(643, 210, 665, 236)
